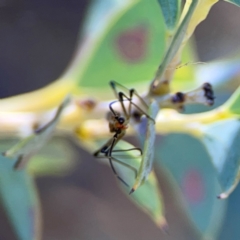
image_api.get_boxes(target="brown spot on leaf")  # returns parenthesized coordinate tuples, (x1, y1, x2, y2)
(182, 169, 205, 204)
(115, 25, 148, 63)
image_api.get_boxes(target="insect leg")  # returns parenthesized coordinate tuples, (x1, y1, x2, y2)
(112, 147, 142, 156)
(110, 81, 154, 121)
(109, 100, 121, 117)
(111, 155, 138, 178)
(110, 81, 129, 117)
(106, 134, 129, 187)
(95, 154, 138, 178)
(130, 88, 148, 109)
(110, 80, 130, 97)
(118, 92, 155, 123)
(93, 137, 113, 157)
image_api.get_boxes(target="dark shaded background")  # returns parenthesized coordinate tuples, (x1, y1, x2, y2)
(0, 0, 88, 98)
(0, 1, 240, 239)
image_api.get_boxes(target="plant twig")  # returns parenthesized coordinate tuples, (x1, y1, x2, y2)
(150, 0, 199, 95)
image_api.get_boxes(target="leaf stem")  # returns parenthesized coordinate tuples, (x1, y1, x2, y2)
(150, 0, 198, 93)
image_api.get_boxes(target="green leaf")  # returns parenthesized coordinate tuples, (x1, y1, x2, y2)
(131, 100, 159, 192)
(28, 138, 77, 177)
(3, 97, 70, 169)
(130, 171, 168, 230)
(70, 0, 166, 88)
(223, 85, 240, 115)
(224, 0, 240, 7)
(172, 41, 200, 91)
(157, 0, 181, 30)
(219, 185, 240, 239)
(154, 0, 198, 81)
(95, 140, 167, 231)
(156, 134, 226, 238)
(200, 119, 240, 198)
(0, 155, 40, 240)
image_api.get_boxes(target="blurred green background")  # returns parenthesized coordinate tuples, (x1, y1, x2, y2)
(1, 0, 240, 239)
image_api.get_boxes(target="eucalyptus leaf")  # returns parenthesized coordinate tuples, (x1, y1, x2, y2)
(28, 138, 77, 177)
(223, 85, 240, 115)
(0, 155, 40, 240)
(71, 0, 166, 87)
(156, 134, 226, 237)
(200, 119, 240, 198)
(95, 140, 167, 231)
(224, 0, 240, 7)
(130, 171, 168, 231)
(157, 0, 181, 30)
(3, 97, 70, 169)
(172, 41, 200, 91)
(131, 100, 159, 193)
(154, 0, 198, 82)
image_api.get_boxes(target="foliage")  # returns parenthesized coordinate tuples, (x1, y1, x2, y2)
(1, 0, 240, 239)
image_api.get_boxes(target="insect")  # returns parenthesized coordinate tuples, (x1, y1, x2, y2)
(94, 81, 154, 186)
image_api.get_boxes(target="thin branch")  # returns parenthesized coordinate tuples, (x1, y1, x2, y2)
(150, 0, 199, 94)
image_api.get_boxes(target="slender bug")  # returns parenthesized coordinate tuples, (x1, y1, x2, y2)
(94, 81, 155, 186)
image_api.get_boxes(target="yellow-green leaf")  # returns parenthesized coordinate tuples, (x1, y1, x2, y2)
(95, 140, 167, 230)
(223, 85, 240, 115)
(0, 155, 40, 240)
(156, 134, 226, 237)
(224, 0, 240, 6)
(131, 100, 159, 192)
(157, 0, 181, 31)
(200, 119, 240, 198)
(28, 137, 77, 177)
(73, 0, 166, 88)
(3, 97, 69, 169)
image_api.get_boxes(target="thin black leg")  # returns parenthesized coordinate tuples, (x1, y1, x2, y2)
(118, 92, 155, 122)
